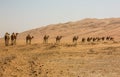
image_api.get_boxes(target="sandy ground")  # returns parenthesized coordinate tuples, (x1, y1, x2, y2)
(0, 40, 120, 77)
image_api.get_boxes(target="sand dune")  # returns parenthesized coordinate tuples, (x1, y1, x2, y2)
(18, 18, 120, 42)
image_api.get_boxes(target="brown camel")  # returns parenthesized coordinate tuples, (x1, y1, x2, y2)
(106, 36, 114, 41)
(82, 38, 85, 42)
(101, 37, 105, 41)
(109, 37, 114, 41)
(56, 36, 62, 43)
(43, 35, 49, 44)
(93, 37, 97, 42)
(106, 36, 111, 41)
(87, 37, 92, 42)
(11, 32, 19, 45)
(26, 34, 34, 45)
(73, 36, 79, 44)
(4, 32, 10, 46)
(96, 37, 101, 41)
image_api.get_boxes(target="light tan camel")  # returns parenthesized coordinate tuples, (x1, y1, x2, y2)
(26, 34, 34, 45)
(11, 32, 19, 45)
(4, 32, 10, 46)
(43, 35, 49, 44)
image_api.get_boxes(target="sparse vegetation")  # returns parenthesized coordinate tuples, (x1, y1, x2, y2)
(0, 18, 120, 77)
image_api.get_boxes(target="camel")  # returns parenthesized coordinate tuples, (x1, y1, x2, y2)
(11, 32, 19, 45)
(73, 36, 79, 44)
(92, 38, 95, 42)
(4, 32, 10, 46)
(92, 37, 100, 42)
(56, 36, 62, 43)
(106, 36, 112, 41)
(43, 35, 49, 44)
(82, 38, 85, 42)
(101, 37, 105, 41)
(81, 36, 114, 43)
(87, 37, 92, 42)
(109, 37, 114, 41)
(26, 34, 34, 45)
(106, 36, 114, 41)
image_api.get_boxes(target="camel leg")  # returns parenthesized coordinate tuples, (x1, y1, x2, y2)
(7, 39, 9, 45)
(58, 40, 60, 44)
(11, 40, 14, 45)
(75, 40, 77, 44)
(5, 40, 7, 46)
(14, 39, 16, 45)
(29, 40, 31, 45)
(26, 39, 28, 45)
(73, 40, 77, 45)
(44, 39, 46, 44)
(28, 40, 29, 44)
(45, 39, 48, 44)
(56, 40, 57, 43)
(43, 40, 45, 44)
(56, 40, 59, 44)
(6, 40, 9, 46)
(46, 39, 48, 43)
(13, 40, 15, 45)
(73, 40, 74, 43)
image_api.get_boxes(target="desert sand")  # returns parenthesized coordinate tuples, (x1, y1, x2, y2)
(0, 40, 120, 77)
(0, 18, 120, 77)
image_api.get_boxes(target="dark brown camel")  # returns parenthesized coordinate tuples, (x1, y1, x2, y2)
(82, 38, 85, 42)
(106, 36, 111, 41)
(26, 34, 34, 45)
(109, 37, 114, 41)
(56, 36, 62, 43)
(106, 36, 114, 41)
(92, 37, 100, 42)
(4, 32, 10, 46)
(87, 37, 92, 42)
(101, 37, 105, 41)
(93, 37, 98, 42)
(43, 35, 49, 44)
(96, 37, 101, 41)
(73, 36, 79, 44)
(11, 32, 19, 45)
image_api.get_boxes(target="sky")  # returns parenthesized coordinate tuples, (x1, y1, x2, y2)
(0, 0, 120, 36)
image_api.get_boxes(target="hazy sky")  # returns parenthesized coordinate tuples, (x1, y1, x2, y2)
(0, 0, 120, 36)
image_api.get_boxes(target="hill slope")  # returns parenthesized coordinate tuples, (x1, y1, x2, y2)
(18, 18, 120, 41)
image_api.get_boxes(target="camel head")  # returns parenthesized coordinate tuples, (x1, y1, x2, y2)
(16, 33, 19, 36)
(31, 36, 34, 39)
(27, 34, 30, 37)
(73, 36, 78, 39)
(76, 36, 79, 39)
(56, 36, 62, 40)
(12, 32, 15, 34)
(47, 35, 49, 38)
(5, 32, 9, 35)
(60, 36, 63, 38)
